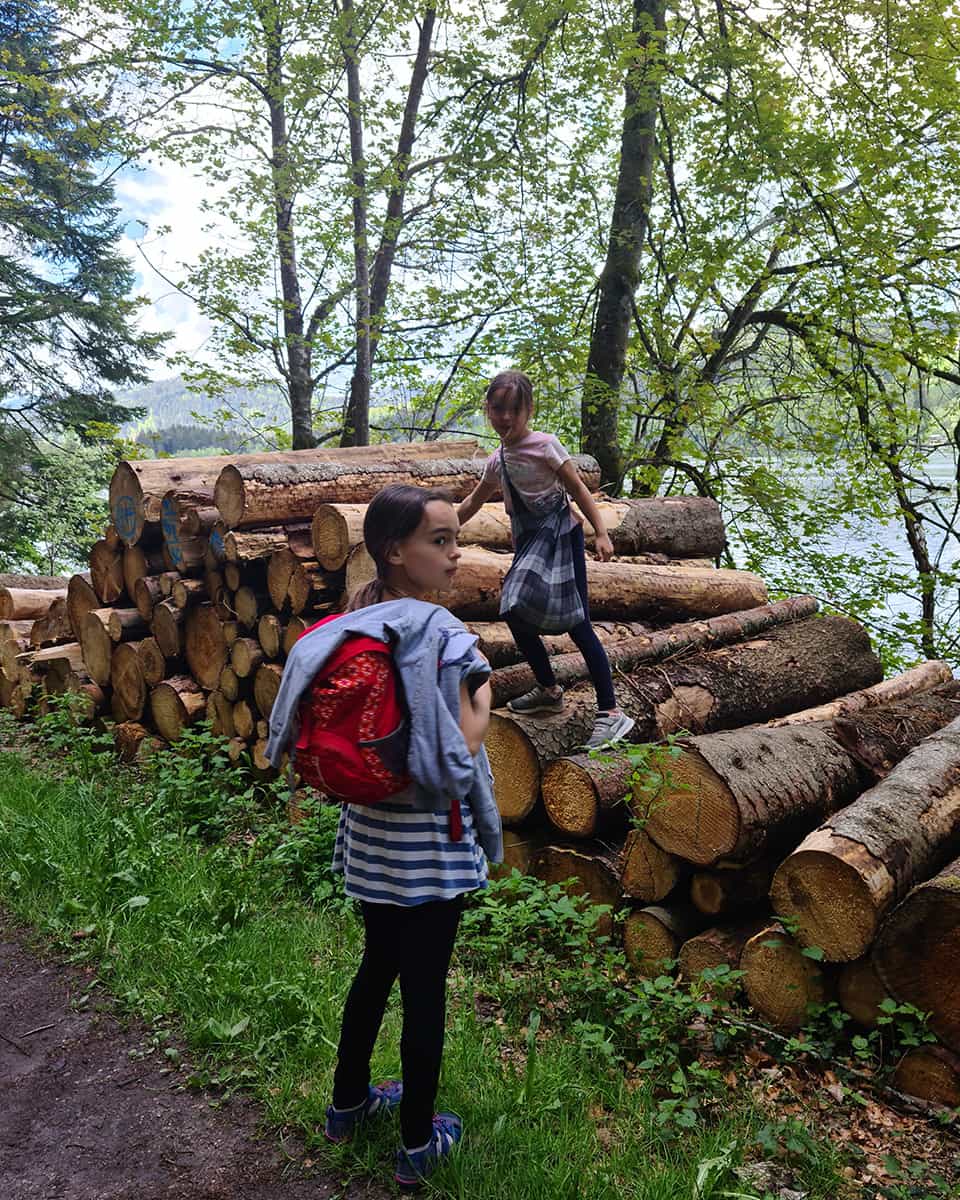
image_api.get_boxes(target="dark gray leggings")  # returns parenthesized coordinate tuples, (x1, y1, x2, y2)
(505, 524, 616, 711)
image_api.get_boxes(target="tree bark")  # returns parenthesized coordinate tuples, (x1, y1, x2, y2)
(645, 683, 960, 866)
(107, 608, 148, 643)
(109, 440, 478, 543)
(872, 852, 960, 1053)
(490, 595, 817, 706)
(214, 455, 600, 528)
(770, 711, 960, 960)
(223, 523, 313, 564)
(498, 611, 873, 829)
(466, 618, 652, 669)
(581, 0, 666, 490)
(766, 661, 953, 728)
(741, 922, 832, 1030)
(0, 587, 68, 621)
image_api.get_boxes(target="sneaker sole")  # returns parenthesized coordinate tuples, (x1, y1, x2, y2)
(583, 717, 636, 749)
(507, 701, 565, 715)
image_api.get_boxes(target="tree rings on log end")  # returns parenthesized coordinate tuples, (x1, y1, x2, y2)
(741, 923, 829, 1030)
(892, 1046, 960, 1108)
(150, 676, 205, 741)
(542, 757, 602, 837)
(185, 605, 227, 690)
(837, 957, 890, 1028)
(770, 836, 892, 961)
(253, 662, 283, 718)
(621, 829, 679, 902)
(643, 749, 739, 864)
(485, 713, 541, 825)
(312, 504, 352, 570)
(624, 909, 680, 976)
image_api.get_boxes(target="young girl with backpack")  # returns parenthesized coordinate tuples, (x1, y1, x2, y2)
(265, 484, 499, 1192)
(457, 370, 635, 749)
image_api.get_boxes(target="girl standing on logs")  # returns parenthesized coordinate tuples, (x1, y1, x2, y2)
(266, 484, 500, 1192)
(457, 370, 636, 748)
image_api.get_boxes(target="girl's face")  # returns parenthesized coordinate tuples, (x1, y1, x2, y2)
(385, 500, 462, 598)
(486, 388, 531, 445)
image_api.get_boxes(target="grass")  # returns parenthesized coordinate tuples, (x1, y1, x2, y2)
(0, 706, 913, 1198)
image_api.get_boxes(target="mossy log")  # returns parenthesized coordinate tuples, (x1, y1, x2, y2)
(490, 595, 818, 707)
(873, 853, 960, 1053)
(741, 922, 832, 1030)
(645, 684, 960, 867)
(770, 710, 960, 960)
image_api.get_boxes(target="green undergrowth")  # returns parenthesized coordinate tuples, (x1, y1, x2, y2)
(0, 702, 954, 1199)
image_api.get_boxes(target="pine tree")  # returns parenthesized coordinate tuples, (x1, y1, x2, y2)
(0, 0, 164, 565)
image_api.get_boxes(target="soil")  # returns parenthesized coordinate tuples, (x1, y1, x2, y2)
(0, 916, 391, 1200)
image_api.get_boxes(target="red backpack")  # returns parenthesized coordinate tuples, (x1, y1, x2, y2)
(294, 615, 411, 804)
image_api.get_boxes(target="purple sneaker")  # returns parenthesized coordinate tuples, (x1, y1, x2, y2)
(323, 1079, 403, 1143)
(394, 1112, 463, 1191)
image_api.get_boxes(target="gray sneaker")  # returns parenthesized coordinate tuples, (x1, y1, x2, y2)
(583, 711, 635, 749)
(507, 685, 565, 715)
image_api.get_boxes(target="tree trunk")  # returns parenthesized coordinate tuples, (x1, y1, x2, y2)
(136, 637, 170, 687)
(215, 455, 599, 528)
(677, 916, 770, 983)
(231, 638, 264, 679)
(498, 611, 873, 829)
(283, 617, 312, 655)
(151, 599, 185, 658)
(254, 662, 284, 718)
(257, 614, 283, 659)
(690, 857, 779, 917)
(892, 1046, 960, 1109)
(542, 751, 633, 838)
(314, 495, 726, 570)
(621, 828, 682, 902)
(0, 587, 68, 621)
(111, 642, 147, 722)
(645, 683, 960, 866)
(109, 440, 479, 543)
(223, 523, 314, 563)
(232, 698, 256, 741)
(466, 618, 651, 669)
(113, 721, 159, 764)
(78, 610, 114, 686)
(150, 675, 206, 741)
(29, 597, 72, 646)
(234, 586, 268, 629)
(133, 576, 163, 622)
(288, 561, 337, 615)
(580, 0, 666, 490)
(490, 595, 817, 706)
(89, 540, 125, 604)
(872, 852, 960, 1053)
(836, 957, 890, 1028)
(770, 711, 960, 961)
(741, 922, 832, 1030)
(624, 903, 704, 976)
(122, 544, 165, 599)
(184, 604, 228, 690)
(767, 661, 953, 728)
(66, 575, 99, 642)
(345, 545, 763, 622)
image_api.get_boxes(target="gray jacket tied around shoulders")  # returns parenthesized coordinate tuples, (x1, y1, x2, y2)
(264, 598, 503, 863)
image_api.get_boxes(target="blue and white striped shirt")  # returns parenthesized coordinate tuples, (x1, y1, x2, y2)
(332, 791, 488, 905)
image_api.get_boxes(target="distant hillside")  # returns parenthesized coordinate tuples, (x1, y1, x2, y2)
(117, 377, 286, 432)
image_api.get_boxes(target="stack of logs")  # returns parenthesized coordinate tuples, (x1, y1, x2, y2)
(1, 437, 959, 1108)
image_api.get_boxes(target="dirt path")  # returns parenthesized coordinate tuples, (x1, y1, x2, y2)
(0, 917, 391, 1200)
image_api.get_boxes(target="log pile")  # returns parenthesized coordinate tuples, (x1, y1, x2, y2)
(3, 438, 959, 1107)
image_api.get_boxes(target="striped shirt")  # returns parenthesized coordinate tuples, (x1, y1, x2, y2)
(332, 792, 489, 906)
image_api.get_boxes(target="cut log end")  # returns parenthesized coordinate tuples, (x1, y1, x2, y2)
(837, 957, 890, 1028)
(485, 713, 541, 825)
(770, 842, 885, 962)
(620, 829, 680, 902)
(150, 676, 205, 741)
(541, 757, 601, 837)
(892, 1046, 960, 1108)
(643, 748, 739, 864)
(741, 923, 829, 1030)
(623, 908, 683, 976)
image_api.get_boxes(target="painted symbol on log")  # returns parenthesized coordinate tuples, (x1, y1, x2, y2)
(209, 527, 225, 560)
(160, 496, 182, 569)
(114, 495, 137, 542)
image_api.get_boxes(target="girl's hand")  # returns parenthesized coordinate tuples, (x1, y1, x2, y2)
(595, 532, 614, 562)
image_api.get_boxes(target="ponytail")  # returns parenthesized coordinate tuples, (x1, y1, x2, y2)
(346, 578, 386, 612)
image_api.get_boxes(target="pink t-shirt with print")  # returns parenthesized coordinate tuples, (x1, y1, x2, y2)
(481, 431, 571, 516)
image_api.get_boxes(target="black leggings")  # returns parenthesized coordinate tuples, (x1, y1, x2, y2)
(505, 523, 616, 711)
(332, 896, 464, 1148)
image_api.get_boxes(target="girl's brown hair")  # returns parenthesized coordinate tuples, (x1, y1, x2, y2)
(485, 370, 533, 412)
(347, 483, 454, 610)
